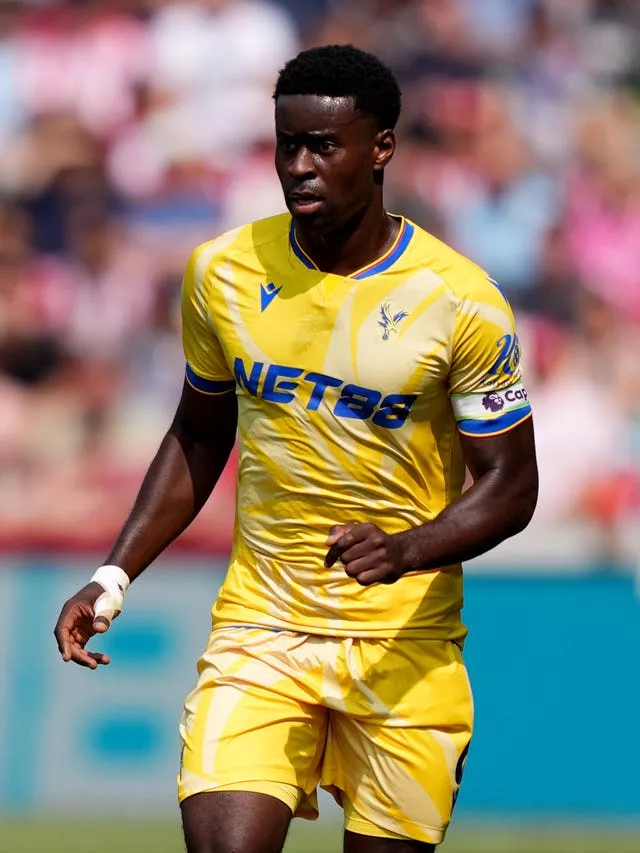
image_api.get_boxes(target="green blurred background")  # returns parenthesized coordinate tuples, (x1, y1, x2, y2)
(3, 820, 640, 853)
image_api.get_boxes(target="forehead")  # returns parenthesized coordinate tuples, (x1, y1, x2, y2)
(275, 94, 374, 136)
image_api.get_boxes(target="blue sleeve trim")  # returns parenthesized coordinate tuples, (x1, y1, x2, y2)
(458, 405, 532, 437)
(185, 364, 235, 394)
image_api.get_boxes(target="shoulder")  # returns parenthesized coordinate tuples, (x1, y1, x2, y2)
(187, 214, 291, 283)
(406, 220, 513, 324)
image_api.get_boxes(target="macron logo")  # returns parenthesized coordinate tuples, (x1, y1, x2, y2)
(260, 282, 282, 312)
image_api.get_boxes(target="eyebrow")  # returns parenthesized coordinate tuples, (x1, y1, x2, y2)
(277, 130, 341, 139)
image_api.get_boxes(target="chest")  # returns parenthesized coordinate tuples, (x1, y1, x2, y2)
(208, 261, 454, 400)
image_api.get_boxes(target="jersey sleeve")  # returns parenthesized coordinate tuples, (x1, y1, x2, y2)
(448, 275, 531, 437)
(181, 243, 235, 394)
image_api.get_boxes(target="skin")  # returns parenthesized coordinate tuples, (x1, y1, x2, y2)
(54, 382, 238, 666)
(274, 94, 399, 276)
(325, 419, 538, 585)
(181, 792, 291, 853)
(54, 93, 538, 853)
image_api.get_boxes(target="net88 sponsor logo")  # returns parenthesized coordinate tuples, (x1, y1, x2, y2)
(233, 357, 418, 430)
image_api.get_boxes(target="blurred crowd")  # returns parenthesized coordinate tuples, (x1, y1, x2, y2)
(1, 0, 639, 558)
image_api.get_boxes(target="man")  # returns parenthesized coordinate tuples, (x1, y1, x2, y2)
(54, 44, 538, 853)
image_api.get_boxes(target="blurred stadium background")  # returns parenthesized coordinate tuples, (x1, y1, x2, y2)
(1, 0, 640, 850)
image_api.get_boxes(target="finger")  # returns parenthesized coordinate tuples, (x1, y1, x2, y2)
(55, 628, 71, 662)
(325, 535, 355, 567)
(70, 648, 98, 669)
(325, 525, 372, 567)
(355, 566, 403, 587)
(54, 624, 72, 661)
(325, 535, 356, 568)
(336, 538, 379, 566)
(342, 553, 386, 578)
(326, 523, 354, 546)
(69, 645, 110, 669)
(75, 650, 111, 667)
(354, 568, 387, 587)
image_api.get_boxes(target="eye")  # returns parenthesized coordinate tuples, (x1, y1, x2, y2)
(278, 137, 298, 155)
(317, 140, 336, 154)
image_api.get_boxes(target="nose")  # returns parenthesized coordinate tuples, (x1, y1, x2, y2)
(288, 145, 315, 180)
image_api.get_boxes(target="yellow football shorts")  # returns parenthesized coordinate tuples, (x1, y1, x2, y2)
(178, 626, 473, 845)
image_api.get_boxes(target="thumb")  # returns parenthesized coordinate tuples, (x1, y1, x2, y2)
(92, 615, 112, 633)
(92, 588, 122, 633)
(327, 523, 355, 546)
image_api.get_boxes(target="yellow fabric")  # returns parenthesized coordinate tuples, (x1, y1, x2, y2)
(178, 626, 474, 845)
(211, 781, 303, 814)
(181, 213, 529, 641)
(343, 797, 408, 841)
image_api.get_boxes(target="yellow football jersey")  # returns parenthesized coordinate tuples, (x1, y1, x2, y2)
(181, 213, 531, 642)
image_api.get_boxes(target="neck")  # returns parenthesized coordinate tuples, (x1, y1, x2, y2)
(294, 201, 399, 277)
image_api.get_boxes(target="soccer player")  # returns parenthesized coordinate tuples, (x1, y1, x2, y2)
(54, 45, 538, 853)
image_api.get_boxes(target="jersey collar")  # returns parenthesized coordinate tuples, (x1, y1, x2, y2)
(289, 215, 414, 279)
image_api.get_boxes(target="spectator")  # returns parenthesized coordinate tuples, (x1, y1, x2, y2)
(0, 0, 638, 554)
(441, 112, 560, 298)
(145, 0, 299, 161)
(565, 94, 640, 322)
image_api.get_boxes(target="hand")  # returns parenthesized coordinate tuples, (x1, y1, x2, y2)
(324, 523, 406, 586)
(53, 582, 114, 669)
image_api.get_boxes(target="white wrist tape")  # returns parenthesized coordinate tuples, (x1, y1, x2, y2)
(91, 565, 130, 625)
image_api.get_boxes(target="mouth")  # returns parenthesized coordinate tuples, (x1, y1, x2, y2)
(287, 193, 324, 215)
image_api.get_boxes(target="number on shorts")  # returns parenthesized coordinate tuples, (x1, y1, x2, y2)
(452, 741, 470, 810)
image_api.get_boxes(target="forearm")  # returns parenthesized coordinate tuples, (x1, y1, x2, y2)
(398, 469, 537, 573)
(105, 423, 233, 580)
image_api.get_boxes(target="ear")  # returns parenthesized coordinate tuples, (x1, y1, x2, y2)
(373, 129, 396, 172)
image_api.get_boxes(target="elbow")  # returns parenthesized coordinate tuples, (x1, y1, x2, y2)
(510, 499, 536, 536)
(509, 473, 539, 535)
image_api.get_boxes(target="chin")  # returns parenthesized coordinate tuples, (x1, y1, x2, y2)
(290, 206, 331, 231)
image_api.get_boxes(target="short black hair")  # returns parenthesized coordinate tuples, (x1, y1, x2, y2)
(274, 44, 402, 131)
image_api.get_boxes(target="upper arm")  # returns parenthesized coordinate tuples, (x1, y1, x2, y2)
(448, 274, 532, 438)
(175, 244, 238, 444)
(459, 417, 538, 533)
(460, 417, 537, 492)
(173, 378, 237, 445)
(181, 243, 235, 394)
(447, 272, 537, 494)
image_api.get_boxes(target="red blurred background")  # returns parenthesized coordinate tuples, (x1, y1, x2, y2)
(1, 0, 639, 561)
